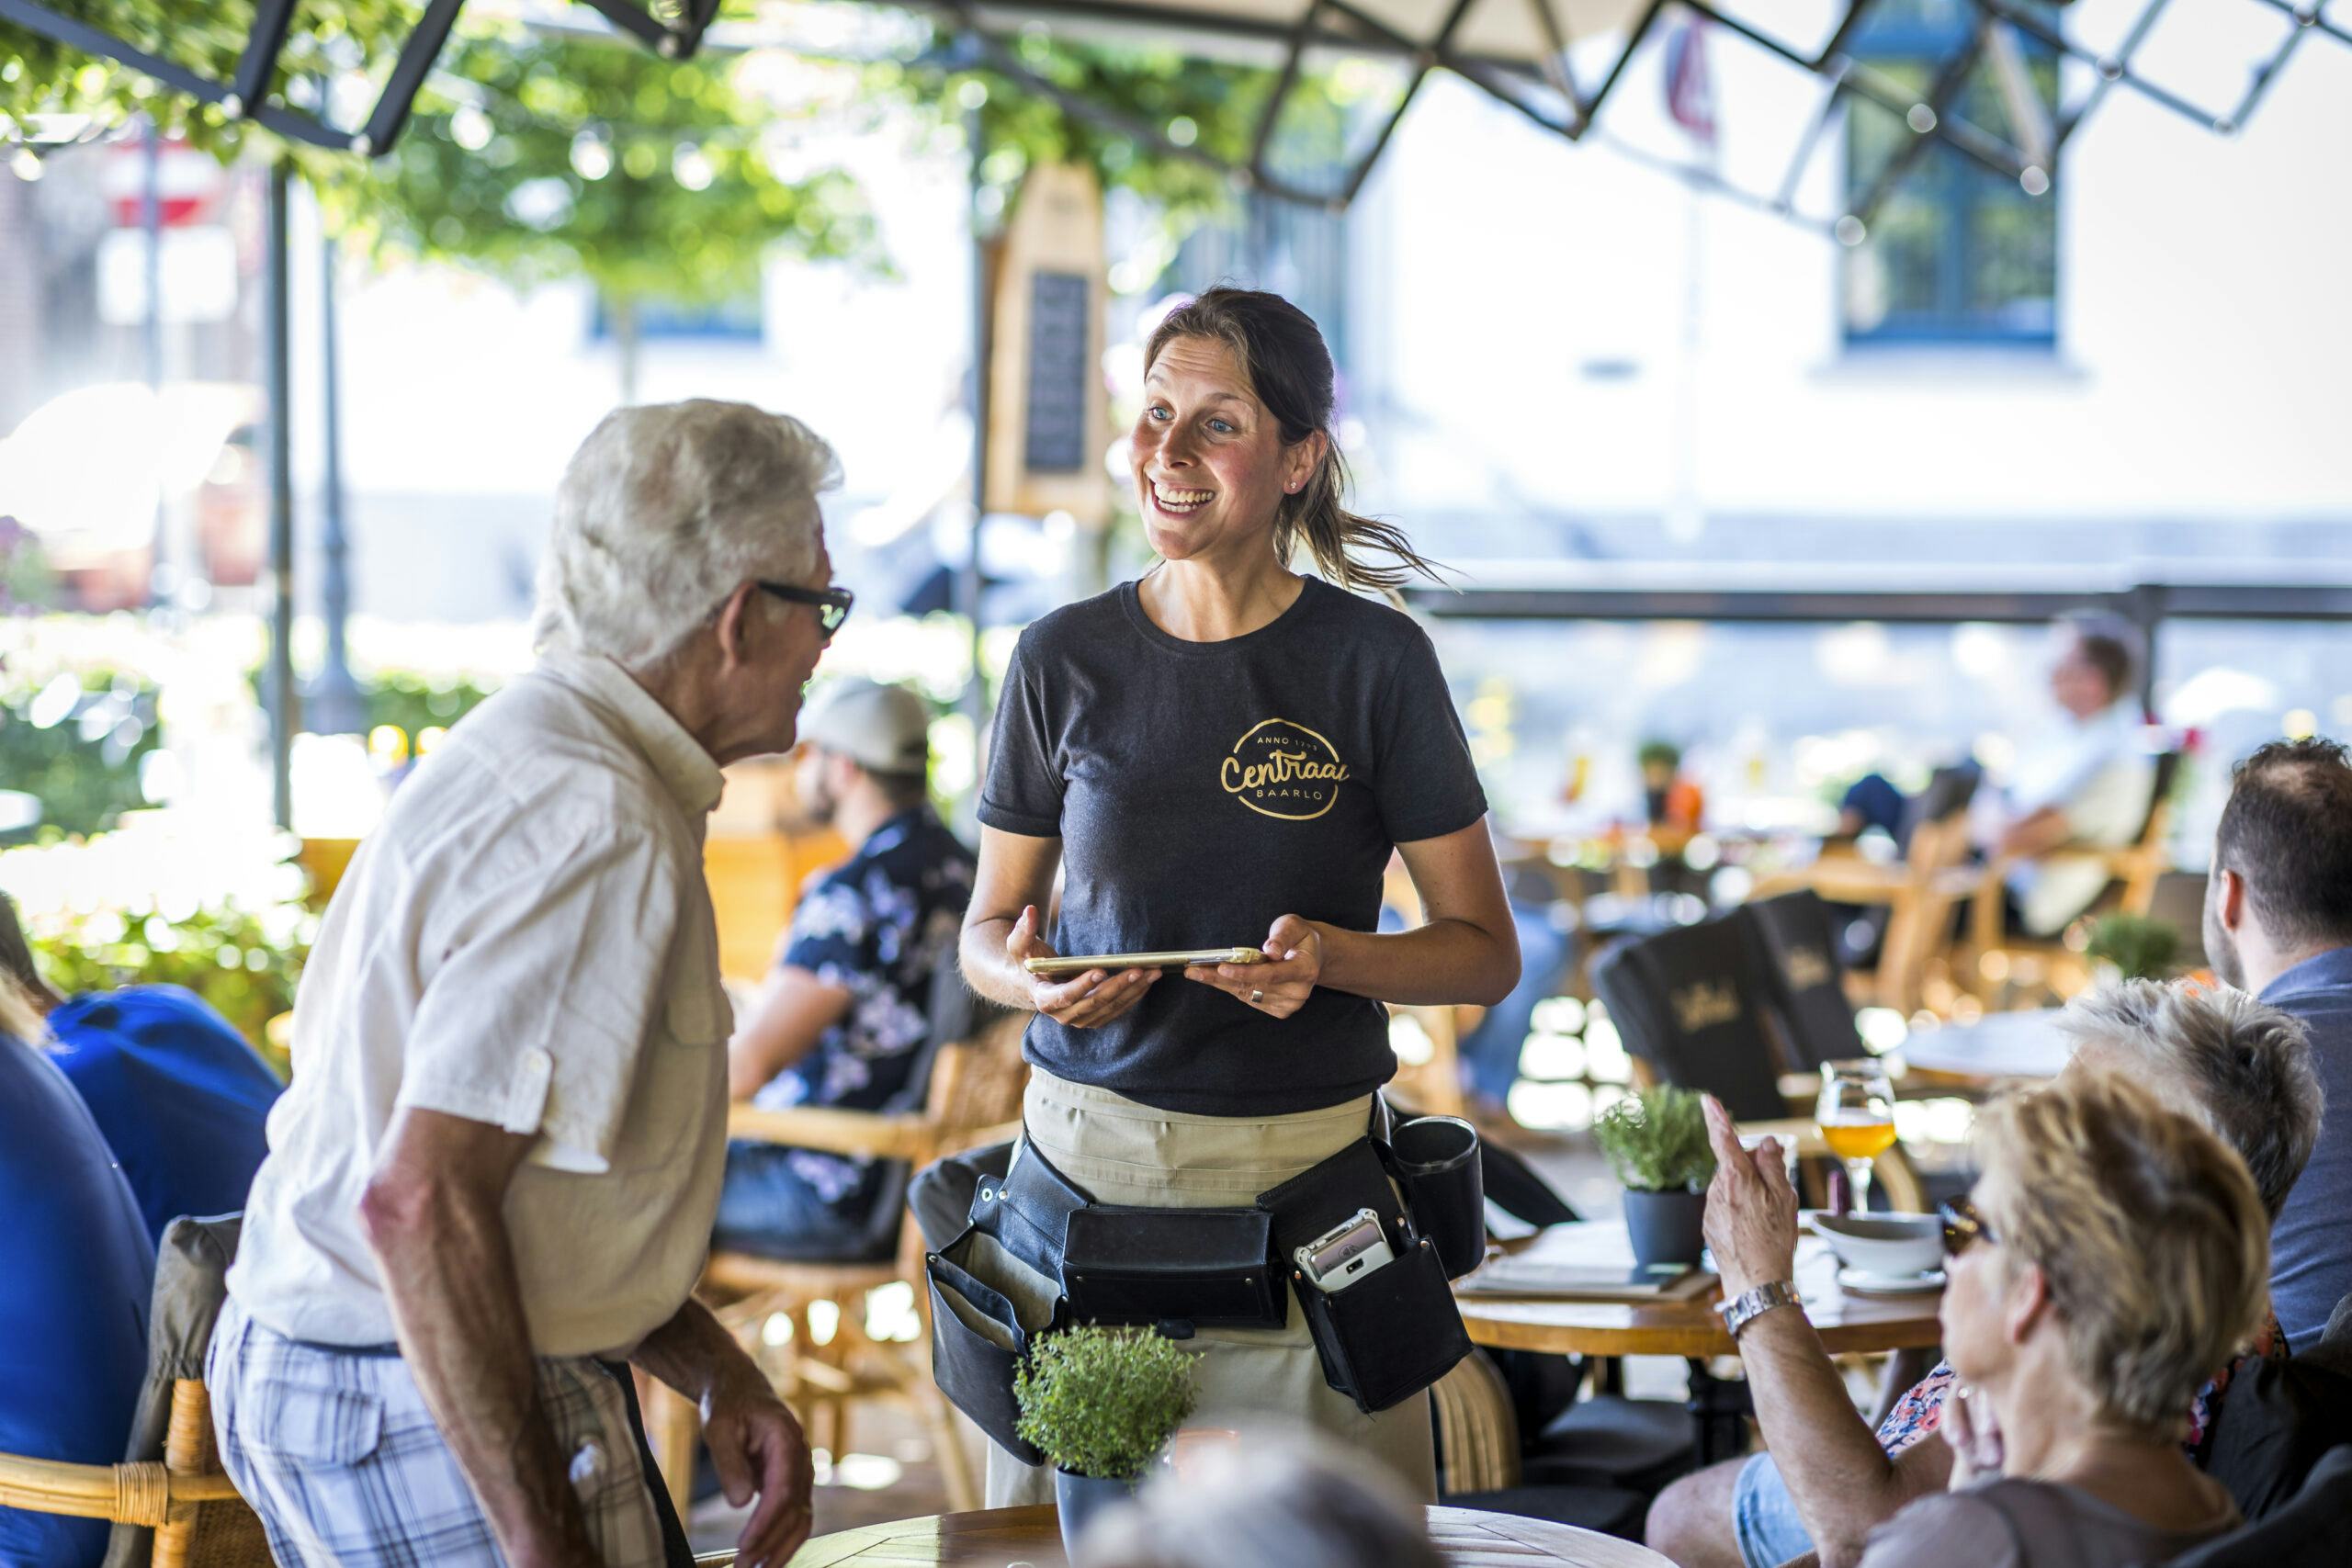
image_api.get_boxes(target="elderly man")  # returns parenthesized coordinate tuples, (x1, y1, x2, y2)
(212, 402, 847, 1568)
(1647, 977, 2319, 1568)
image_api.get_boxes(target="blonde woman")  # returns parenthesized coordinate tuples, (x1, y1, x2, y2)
(958, 288, 1519, 1504)
(1864, 1074, 2261, 1566)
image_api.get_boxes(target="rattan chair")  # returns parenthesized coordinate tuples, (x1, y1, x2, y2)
(649, 1009, 1030, 1517)
(0, 1377, 266, 1568)
(1955, 750, 2181, 1006)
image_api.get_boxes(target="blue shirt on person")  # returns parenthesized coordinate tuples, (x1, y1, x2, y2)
(43, 985, 282, 1247)
(2263, 944, 2352, 1350)
(0, 1038, 154, 1568)
(746, 807, 976, 1215)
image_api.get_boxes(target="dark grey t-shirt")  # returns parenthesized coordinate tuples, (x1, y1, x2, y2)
(979, 576, 1487, 1115)
(1856, 1478, 2237, 1568)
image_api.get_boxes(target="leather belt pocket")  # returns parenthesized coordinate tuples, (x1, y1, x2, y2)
(925, 1234, 1049, 1465)
(1258, 1136, 1472, 1414)
(1062, 1206, 1284, 1331)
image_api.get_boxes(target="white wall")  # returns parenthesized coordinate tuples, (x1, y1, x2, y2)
(1351, 5, 2352, 530)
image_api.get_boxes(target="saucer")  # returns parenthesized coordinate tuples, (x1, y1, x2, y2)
(1837, 1265, 1946, 1295)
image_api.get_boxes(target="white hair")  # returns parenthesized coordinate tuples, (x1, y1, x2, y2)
(532, 400, 839, 667)
(1075, 1434, 1442, 1568)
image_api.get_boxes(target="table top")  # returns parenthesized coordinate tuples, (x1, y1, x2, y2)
(781, 1503, 1673, 1566)
(1897, 1007, 2069, 1083)
(1455, 1223, 1944, 1359)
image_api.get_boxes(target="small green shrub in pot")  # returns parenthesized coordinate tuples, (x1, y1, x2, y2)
(1014, 1325, 1197, 1481)
(1015, 1325, 1198, 1551)
(1595, 1085, 1718, 1270)
(1593, 1084, 1715, 1194)
(2085, 912, 2181, 982)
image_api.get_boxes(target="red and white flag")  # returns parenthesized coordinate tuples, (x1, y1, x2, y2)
(1663, 11, 1718, 148)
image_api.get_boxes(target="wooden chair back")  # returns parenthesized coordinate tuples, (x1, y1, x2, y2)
(1876, 813, 1973, 1013)
(1591, 913, 1788, 1122)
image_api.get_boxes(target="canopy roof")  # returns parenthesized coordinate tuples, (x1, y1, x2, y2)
(961, 0, 1645, 67)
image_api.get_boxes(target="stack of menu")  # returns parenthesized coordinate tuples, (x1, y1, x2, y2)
(1457, 1258, 1718, 1303)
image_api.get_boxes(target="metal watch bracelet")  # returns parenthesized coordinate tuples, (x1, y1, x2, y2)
(1718, 1279, 1803, 1340)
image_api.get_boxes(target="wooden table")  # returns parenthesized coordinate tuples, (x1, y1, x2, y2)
(1455, 1224, 1945, 1359)
(779, 1503, 1672, 1566)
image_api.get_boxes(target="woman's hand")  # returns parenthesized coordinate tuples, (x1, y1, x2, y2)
(1186, 915, 1322, 1020)
(1939, 1384, 2004, 1488)
(1700, 1095, 1800, 1299)
(1007, 905, 1159, 1029)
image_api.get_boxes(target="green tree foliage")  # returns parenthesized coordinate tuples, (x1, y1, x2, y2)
(34, 897, 312, 1072)
(0, 671, 159, 838)
(311, 28, 881, 397)
(0, 1, 400, 155)
(882, 26, 1365, 246)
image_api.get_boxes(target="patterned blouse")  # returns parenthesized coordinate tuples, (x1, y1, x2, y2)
(1876, 1310, 2287, 1460)
(749, 807, 975, 1209)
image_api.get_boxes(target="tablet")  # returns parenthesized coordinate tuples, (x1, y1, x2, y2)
(1023, 947, 1268, 977)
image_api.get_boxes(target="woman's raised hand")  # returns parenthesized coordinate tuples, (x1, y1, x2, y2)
(1187, 914, 1323, 1020)
(1008, 905, 1159, 1030)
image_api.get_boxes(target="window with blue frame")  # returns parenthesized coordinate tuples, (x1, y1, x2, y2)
(590, 292, 763, 343)
(1843, 0, 2059, 347)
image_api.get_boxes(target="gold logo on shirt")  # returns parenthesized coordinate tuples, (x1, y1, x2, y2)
(1222, 717, 1351, 821)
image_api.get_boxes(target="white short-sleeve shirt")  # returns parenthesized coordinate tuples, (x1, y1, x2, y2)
(1982, 701, 2155, 936)
(227, 652, 735, 1358)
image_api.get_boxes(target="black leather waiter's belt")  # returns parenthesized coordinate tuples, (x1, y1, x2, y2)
(922, 1108, 1487, 1461)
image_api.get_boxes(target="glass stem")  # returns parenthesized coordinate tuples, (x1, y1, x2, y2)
(1849, 1157, 1873, 1214)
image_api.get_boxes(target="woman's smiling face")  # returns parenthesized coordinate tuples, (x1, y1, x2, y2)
(1130, 334, 1320, 566)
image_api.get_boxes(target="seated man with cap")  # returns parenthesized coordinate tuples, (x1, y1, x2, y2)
(717, 678, 976, 1258)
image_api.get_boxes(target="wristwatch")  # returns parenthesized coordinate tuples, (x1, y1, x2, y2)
(1718, 1279, 1803, 1341)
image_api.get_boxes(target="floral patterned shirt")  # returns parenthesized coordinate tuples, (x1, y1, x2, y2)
(1875, 1309, 2287, 1460)
(749, 807, 975, 1211)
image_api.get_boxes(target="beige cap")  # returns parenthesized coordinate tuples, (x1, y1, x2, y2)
(801, 678, 932, 775)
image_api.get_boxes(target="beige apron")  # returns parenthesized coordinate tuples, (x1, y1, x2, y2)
(982, 1066, 1438, 1507)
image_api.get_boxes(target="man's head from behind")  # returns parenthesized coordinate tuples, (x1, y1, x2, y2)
(793, 679, 933, 827)
(533, 400, 842, 763)
(2204, 737, 2352, 990)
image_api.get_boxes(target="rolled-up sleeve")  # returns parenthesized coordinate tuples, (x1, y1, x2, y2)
(394, 823, 683, 1170)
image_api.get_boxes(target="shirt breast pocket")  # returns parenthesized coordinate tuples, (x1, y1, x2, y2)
(602, 979, 729, 1174)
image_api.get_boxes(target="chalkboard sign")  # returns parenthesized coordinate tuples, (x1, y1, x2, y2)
(1023, 269, 1091, 473)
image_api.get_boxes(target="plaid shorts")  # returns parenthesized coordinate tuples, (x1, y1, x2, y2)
(208, 1295, 666, 1568)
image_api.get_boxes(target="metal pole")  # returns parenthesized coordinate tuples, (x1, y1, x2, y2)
(264, 161, 297, 828)
(961, 105, 991, 753)
(307, 224, 367, 734)
(142, 117, 167, 611)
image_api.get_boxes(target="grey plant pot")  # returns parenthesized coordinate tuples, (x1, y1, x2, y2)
(1623, 1187, 1708, 1270)
(1055, 1467, 1141, 1556)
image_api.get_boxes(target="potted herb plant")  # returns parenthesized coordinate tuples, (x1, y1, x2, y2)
(1013, 1324, 1198, 1553)
(1594, 1084, 1717, 1269)
(2085, 912, 2182, 983)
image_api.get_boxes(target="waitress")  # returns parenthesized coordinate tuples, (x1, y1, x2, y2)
(958, 288, 1520, 1503)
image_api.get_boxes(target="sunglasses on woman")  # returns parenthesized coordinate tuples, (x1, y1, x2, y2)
(759, 581, 855, 641)
(1938, 1197, 1999, 1259)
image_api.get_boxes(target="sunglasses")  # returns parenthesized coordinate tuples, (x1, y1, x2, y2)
(759, 581, 855, 641)
(1938, 1197, 1999, 1259)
